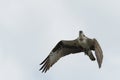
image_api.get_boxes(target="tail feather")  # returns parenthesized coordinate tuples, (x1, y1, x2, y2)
(88, 51, 95, 61)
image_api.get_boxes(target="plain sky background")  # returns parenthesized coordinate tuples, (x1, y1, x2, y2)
(0, 0, 120, 80)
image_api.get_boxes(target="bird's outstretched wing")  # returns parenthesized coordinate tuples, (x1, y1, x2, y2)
(93, 38, 103, 68)
(40, 40, 83, 73)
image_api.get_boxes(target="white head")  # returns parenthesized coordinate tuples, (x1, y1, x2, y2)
(79, 31, 86, 40)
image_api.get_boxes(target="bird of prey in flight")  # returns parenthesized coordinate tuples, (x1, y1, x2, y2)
(40, 31, 103, 73)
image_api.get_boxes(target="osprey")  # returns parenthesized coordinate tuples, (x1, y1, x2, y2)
(40, 31, 103, 73)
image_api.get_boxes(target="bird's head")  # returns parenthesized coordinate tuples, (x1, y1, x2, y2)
(79, 31, 86, 40)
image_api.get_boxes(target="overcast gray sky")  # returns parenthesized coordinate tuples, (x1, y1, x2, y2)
(0, 0, 120, 80)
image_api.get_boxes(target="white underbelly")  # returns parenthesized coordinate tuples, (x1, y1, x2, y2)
(77, 38, 88, 48)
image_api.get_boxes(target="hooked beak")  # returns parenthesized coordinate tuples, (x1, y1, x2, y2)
(79, 31, 83, 34)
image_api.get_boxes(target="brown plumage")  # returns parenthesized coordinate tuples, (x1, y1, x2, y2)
(39, 31, 103, 73)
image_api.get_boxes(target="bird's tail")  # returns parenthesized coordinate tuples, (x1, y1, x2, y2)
(87, 51, 95, 61)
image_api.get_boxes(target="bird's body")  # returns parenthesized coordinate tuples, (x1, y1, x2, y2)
(77, 37, 88, 48)
(40, 31, 103, 73)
